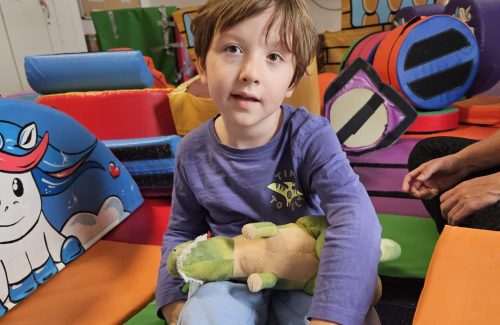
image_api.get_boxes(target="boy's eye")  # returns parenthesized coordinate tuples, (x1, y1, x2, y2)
(224, 45, 242, 54)
(268, 53, 283, 62)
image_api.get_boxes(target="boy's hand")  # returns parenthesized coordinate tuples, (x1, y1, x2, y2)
(161, 300, 185, 325)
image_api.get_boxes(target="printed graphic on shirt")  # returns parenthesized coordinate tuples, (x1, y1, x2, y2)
(267, 169, 304, 211)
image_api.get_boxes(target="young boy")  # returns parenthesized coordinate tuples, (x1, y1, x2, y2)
(156, 1, 382, 324)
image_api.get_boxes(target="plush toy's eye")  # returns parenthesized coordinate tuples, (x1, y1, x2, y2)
(12, 178, 24, 197)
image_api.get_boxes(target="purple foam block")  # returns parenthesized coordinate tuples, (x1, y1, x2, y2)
(444, 0, 500, 96)
(348, 138, 429, 217)
(392, 4, 446, 27)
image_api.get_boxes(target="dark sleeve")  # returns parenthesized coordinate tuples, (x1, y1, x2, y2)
(155, 146, 210, 318)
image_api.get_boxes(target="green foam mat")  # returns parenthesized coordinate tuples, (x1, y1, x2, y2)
(378, 214, 439, 278)
(125, 301, 164, 325)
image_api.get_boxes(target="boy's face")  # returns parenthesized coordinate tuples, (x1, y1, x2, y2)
(197, 8, 295, 132)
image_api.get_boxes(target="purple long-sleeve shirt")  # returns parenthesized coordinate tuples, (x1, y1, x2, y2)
(156, 105, 381, 325)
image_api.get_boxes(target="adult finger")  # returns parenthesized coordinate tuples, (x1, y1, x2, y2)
(408, 180, 424, 197)
(440, 187, 453, 203)
(402, 173, 413, 192)
(418, 187, 439, 200)
(447, 202, 470, 226)
(408, 165, 429, 181)
(403, 167, 425, 191)
(416, 159, 446, 182)
(440, 190, 456, 219)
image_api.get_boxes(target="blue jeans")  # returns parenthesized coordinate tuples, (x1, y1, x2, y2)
(178, 281, 312, 325)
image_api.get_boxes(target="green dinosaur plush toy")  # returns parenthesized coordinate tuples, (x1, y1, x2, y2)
(167, 215, 400, 303)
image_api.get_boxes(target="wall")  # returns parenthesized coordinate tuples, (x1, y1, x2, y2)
(0, 0, 86, 96)
(142, 0, 342, 32)
(0, 12, 22, 95)
(82, 0, 341, 34)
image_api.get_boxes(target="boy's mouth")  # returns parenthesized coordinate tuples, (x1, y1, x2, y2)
(231, 92, 260, 102)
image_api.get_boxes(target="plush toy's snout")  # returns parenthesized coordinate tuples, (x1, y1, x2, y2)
(167, 241, 193, 277)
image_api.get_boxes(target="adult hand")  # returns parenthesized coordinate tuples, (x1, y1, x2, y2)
(161, 300, 185, 325)
(402, 154, 468, 200)
(440, 172, 500, 225)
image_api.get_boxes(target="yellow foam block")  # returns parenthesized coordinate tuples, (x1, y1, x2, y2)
(1, 240, 161, 325)
(414, 226, 500, 324)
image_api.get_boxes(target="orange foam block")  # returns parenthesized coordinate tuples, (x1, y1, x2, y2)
(1, 240, 161, 325)
(452, 95, 500, 126)
(414, 226, 500, 324)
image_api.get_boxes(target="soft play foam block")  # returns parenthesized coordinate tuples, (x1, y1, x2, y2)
(348, 138, 429, 217)
(0, 99, 143, 317)
(318, 72, 337, 111)
(103, 135, 180, 196)
(342, 31, 388, 70)
(452, 95, 500, 126)
(0, 240, 160, 324)
(282, 58, 321, 115)
(413, 226, 500, 324)
(444, 0, 500, 97)
(325, 1, 448, 73)
(378, 214, 439, 279)
(324, 58, 417, 155)
(403, 123, 498, 140)
(168, 76, 219, 136)
(323, 25, 389, 74)
(339, 34, 368, 71)
(392, 3, 446, 26)
(125, 300, 163, 325)
(25, 51, 153, 94)
(373, 15, 479, 110)
(37, 89, 176, 140)
(104, 198, 170, 246)
(406, 107, 460, 133)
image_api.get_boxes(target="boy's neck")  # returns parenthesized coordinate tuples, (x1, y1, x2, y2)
(215, 109, 283, 149)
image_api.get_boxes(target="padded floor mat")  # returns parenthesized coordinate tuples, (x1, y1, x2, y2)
(1, 240, 161, 325)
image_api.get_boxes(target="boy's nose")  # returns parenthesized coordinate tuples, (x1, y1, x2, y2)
(239, 58, 260, 84)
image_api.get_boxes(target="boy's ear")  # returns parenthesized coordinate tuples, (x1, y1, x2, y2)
(285, 87, 295, 98)
(195, 57, 208, 84)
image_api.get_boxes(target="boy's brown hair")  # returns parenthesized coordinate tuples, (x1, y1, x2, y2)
(191, 0, 318, 88)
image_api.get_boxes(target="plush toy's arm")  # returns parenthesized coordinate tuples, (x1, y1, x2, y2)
(247, 272, 278, 292)
(242, 221, 278, 239)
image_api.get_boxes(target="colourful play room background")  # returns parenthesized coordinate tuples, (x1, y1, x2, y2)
(0, 0, 499, 324)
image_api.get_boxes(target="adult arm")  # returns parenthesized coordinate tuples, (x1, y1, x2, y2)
(403, 130, 500, 199)
(456, 129, 500, 172)
(402, 130, 500, 224)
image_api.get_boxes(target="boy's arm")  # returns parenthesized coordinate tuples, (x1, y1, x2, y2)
(301, 120, 381, 325)
(156, 153, 210, 318)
